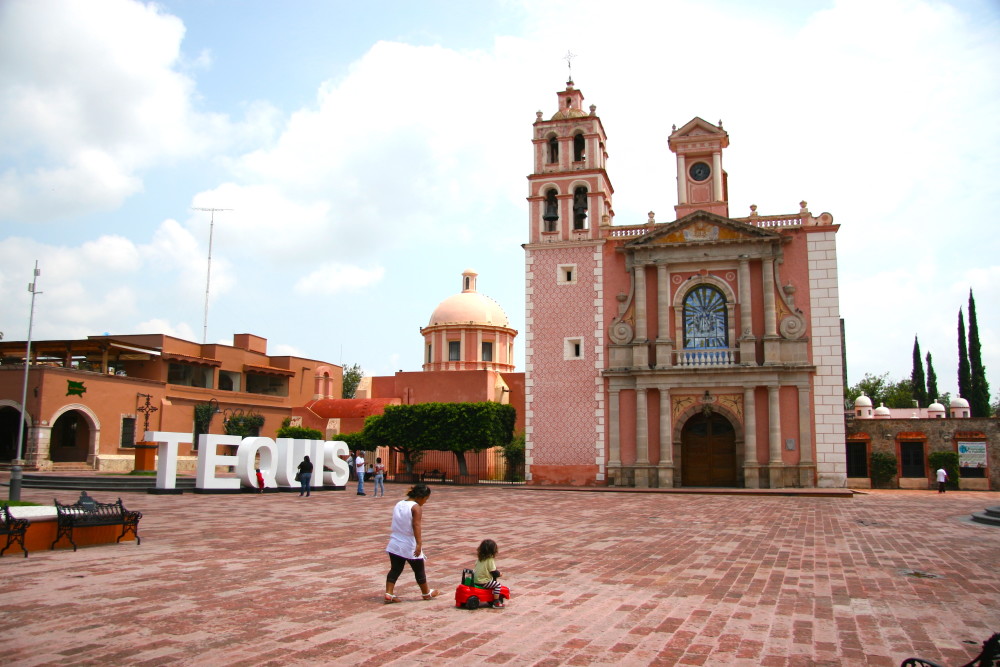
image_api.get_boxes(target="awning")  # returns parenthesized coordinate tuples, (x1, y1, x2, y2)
(243, 363, 295, 377)
(162, 352, 222, 367)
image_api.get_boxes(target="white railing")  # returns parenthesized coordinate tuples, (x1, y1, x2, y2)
(673, 349, 738, 367)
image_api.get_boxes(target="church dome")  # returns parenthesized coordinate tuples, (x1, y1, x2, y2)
(873, 404, 891, 419)
(927, 401, 946, 418)
(854, 394, 873, 408)
(949, 396, 970, 409)
(428, 270, 509, 327)
(551, 107, 588, 121)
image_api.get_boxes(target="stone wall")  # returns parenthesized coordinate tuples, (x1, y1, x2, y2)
(846, 417, 1000, 490)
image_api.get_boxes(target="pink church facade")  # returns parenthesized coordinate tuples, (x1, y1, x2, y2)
(524, 81, 846, 489)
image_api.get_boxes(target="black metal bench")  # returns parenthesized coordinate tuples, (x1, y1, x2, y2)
(51, 492, 142, 552)
(900, 632, 999, 667)
(420, 470, 447, 483)
(0, 504, 29, 558)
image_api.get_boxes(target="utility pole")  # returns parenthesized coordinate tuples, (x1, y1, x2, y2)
(9, 261, 41, 501)
(192, 207, 232, 344)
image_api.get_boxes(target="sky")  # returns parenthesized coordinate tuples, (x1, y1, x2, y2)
(0, 0, 998, 402)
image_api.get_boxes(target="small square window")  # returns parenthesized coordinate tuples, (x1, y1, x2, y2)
(448, 341, 461, 361)
(564, 337, 584, 360)
(557, 264, 578, 285)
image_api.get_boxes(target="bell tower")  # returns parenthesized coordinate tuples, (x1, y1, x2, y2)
(669, 117, 729, 218)
(527, 80, 614, 242)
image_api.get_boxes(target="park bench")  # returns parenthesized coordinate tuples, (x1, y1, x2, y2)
(900, 632, 999, 667)
(0, 503, 29, 558)
(51, 492, 142, 552)
(421, 469, 447, 483)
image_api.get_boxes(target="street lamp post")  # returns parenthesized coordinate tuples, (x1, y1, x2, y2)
(9, 261, 41, 502)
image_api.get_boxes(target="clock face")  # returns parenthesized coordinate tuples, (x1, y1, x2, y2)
(689, 162, 711, 182)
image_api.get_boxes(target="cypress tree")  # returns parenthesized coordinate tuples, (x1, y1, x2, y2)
(911, 336, 927, 407)
(968, 289, 991, 417)
(957, 309, 971, 401)
(925, 351, 939, 403)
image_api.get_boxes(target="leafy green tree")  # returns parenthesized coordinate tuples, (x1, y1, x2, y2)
(359, 402, 516, 476)
(882, 378, 915, 409)
(958, 309, 971, 401)
(361, 408, 427, 474)
(502, 431, 526, 482)
(967, 290, 991, 417)
(925, 351, 939, 403)
(911, 336, 927, 407)
(342, 363, 364, 399)
(869, 450, 897, 488)
(847, 373, 913, 409)
(846, 372, 889, 404)
(434, 402, 516, 477)
(928, 450, 959, 490)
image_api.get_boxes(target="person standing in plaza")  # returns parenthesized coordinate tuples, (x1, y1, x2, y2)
(355, 450, 367, 495)
(936, 466, 948, 493)
(372, 457, 386, 498)
(384, 483, 440, 603)
(255, 467, 265, 493)
(297, 455, 314, 497)
(347, 451, 355, 481)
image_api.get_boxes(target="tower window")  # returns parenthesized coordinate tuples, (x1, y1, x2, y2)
(448, 341, 461, 361)
(547, 135, 558, 163)
(543, 189, 559, 232)
(557, 264, 577, 285)
(564, 337, 584, 360)
(573, 133, 585, 161)
(426, 344, 433, 364)
(683, 285, 728, 349)
(482, 342, 493, 362)
(573, 187, 588, 230)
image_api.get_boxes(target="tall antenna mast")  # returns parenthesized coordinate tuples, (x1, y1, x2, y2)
(192, 207, 232, 344)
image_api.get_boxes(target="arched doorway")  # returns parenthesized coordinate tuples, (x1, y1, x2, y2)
(50, 410, 90, 463)
(681, 412, 737, 487)
(0, 406, 25, 461)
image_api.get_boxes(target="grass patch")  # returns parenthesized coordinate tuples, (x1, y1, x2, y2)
(3, 500, 41, 507)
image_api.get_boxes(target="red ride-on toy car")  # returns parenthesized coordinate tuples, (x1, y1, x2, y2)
(455, 569, 511, 609)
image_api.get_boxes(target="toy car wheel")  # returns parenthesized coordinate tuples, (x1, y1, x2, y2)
(465, 596, 480, 610)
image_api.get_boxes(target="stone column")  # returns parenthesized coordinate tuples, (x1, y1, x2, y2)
(737, 256, 755, 365)
(656, 263, 673, 367)
(658, 388, 674, 487)
(608, 387, 621, 486)
(743, 386, 759, 488)
(797, 384, 815, 487)
(635, 387, 650, 487)
(712, 151, 723, 202)
(633, 262, 648, 367)
(762, 256, 780, 364)
(767, 384, 784, 488)
(676, 154, 687, 204)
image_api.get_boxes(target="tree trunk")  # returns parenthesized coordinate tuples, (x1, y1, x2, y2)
(454, 451, 469, 476)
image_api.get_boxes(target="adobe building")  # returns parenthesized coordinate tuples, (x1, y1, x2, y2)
(524, 80, 845, 488)
(0, 333, 341, 471)
(846, 394, 998, 490)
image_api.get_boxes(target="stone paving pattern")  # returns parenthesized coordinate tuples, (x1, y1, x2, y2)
(2, 485, 999, 666)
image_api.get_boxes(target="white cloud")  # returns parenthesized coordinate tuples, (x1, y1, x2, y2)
(294, 263, 386, 295)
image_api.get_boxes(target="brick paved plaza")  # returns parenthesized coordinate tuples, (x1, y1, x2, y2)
(2, 484, 999, 666)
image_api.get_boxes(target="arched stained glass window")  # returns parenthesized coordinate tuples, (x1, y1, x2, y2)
(683, 285, 728, 349)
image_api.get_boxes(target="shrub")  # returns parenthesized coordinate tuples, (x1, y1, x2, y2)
(275, 425, 324, 440)
(870, 450, 897, 488)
